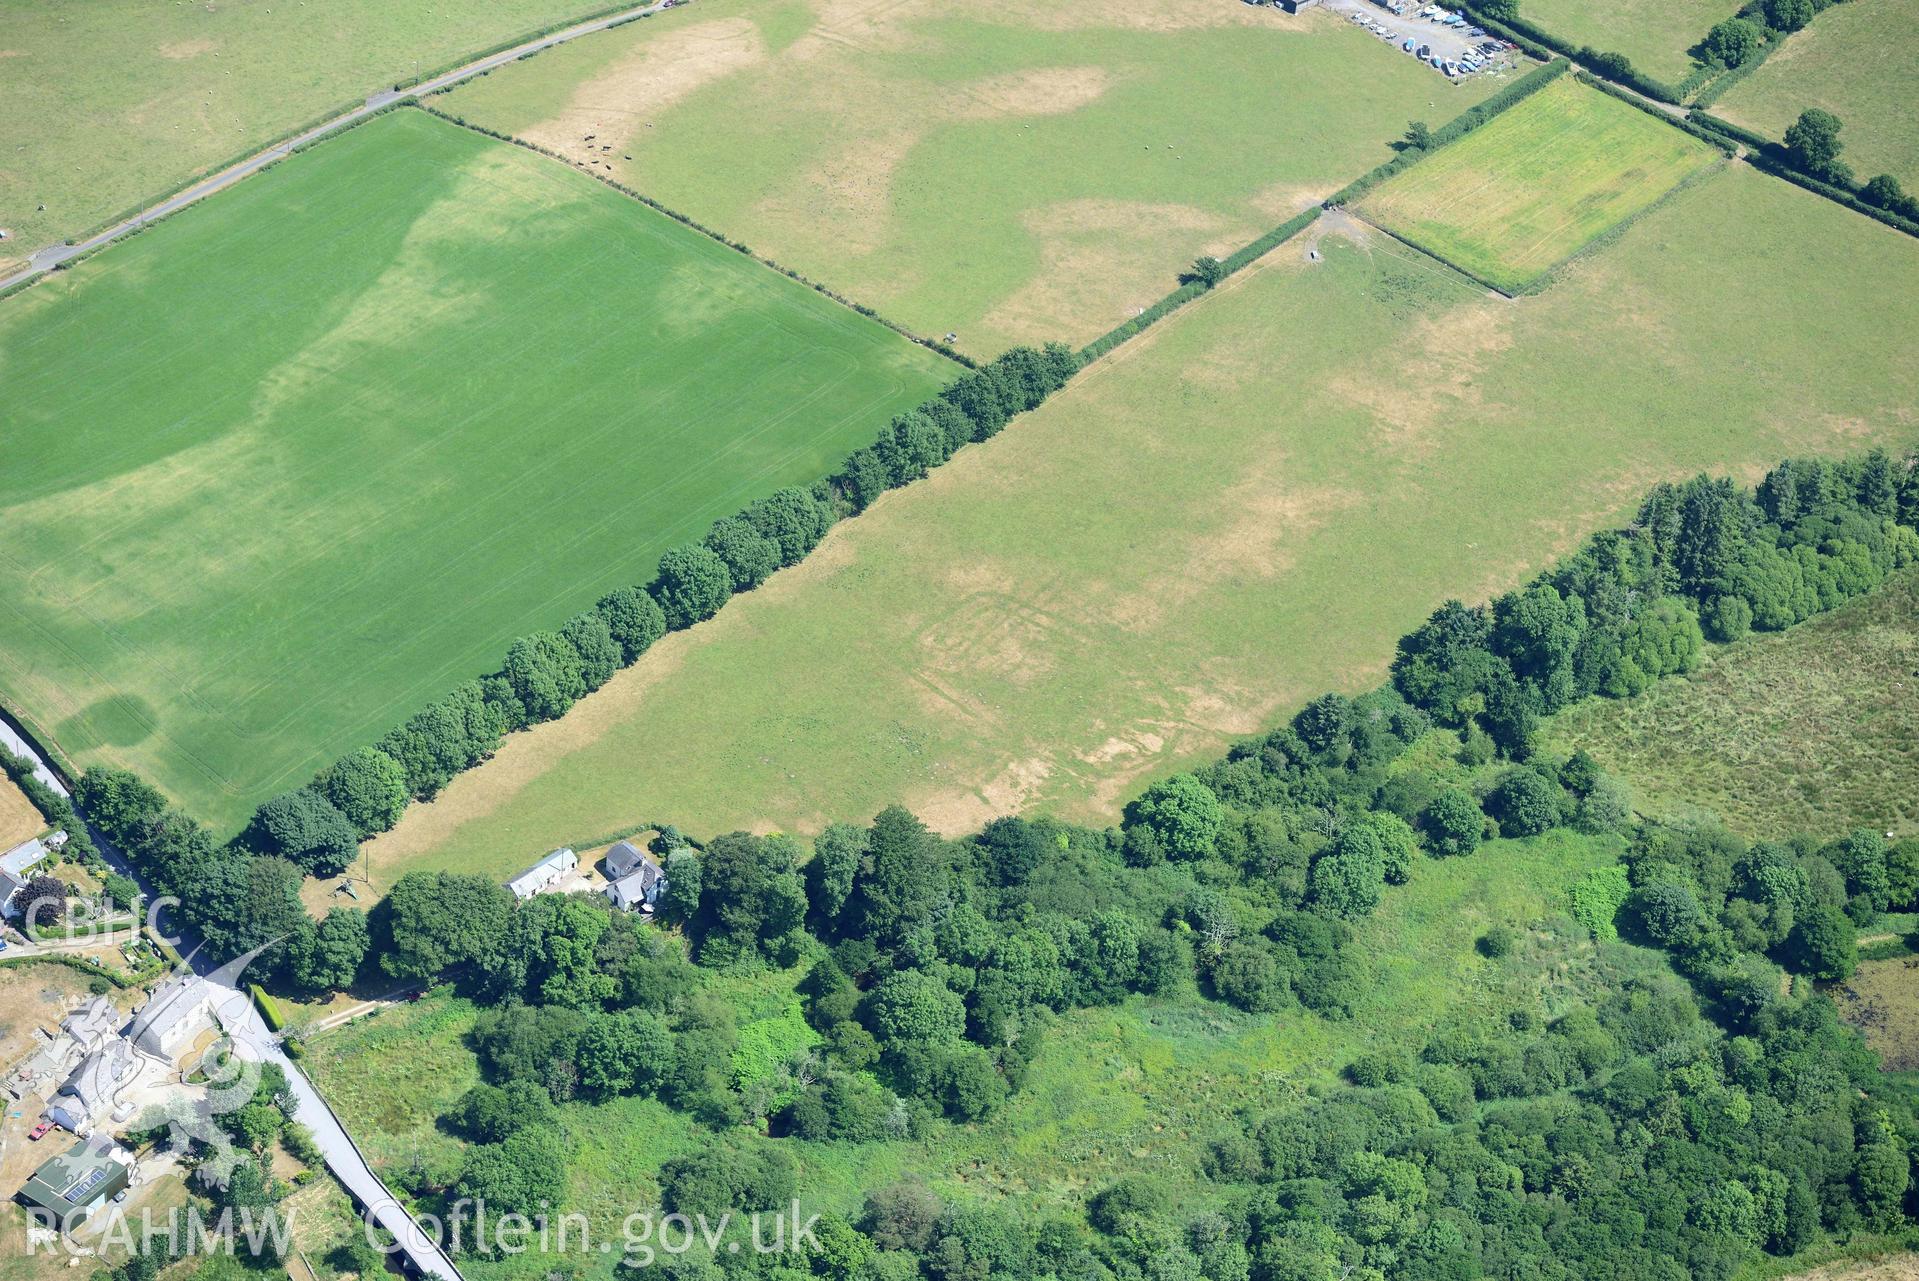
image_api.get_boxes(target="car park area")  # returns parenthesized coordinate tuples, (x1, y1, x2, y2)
(1276, 0, 1524, 80)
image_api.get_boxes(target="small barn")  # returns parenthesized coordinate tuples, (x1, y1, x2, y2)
(1277, 0, 1319, 11)
(506, 847, 578, 900)
(17, 1136, 133, 1229)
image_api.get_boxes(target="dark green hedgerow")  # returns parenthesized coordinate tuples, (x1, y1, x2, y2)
(1454, 1, 1685, 100)
(1572, 71, 1737, 152)
(1077, 206, 1323, 363)
(1687, 112, 1919, 238)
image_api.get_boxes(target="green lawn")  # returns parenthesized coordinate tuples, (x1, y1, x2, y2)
(1716, 0, 1919, 190)
(1546, 568, 1919, 840)
(0, 0, 637, 275)
(435, 0, 1501, 357)
(1519, 0, 1728, 85)
(0, 108, 951, 832)
(1358, 76, 1723, 291)
(366, 162, 1919, 891)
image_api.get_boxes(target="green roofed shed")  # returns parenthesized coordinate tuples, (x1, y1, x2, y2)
(16, 1136, 131, 1227)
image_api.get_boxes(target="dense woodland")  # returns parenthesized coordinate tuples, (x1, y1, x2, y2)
(68, 449, 1919, 1281)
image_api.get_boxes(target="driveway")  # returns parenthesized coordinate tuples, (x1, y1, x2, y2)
(218, 982, 462, 1281)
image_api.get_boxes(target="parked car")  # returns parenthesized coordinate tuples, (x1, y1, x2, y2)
(1403, 37, 1416, 50)
(1417, 43, 1431, 56)
(28, 1121, 52, 1140)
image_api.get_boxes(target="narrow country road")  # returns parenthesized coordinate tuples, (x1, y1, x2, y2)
(0, 716, 69, 799)
(221, 987, 464, 1281)
(0, 0, 682, 296)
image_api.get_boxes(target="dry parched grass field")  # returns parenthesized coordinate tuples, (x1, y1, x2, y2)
(435, 0, 1499, 356)
(1357, 76, 1723, 291)
(1831, 957, 1919, 1073)
(0, 776, 46, 849)
(364, 164, 1919, 893)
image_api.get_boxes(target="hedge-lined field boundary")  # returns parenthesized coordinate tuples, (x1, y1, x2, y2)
(1452, 2, 1687, 101)
(0, 747, 97, 865)
(215, 190, 1078, 877)
(1687, 112, 1919, 239)
(9, 0, 673, 263)
(1572, 71, 1738, 152)
(1453, 0, 1858, 107)
(1076, 60, 1575, 328)
(1078, 207, 1322, 362)
(0, 954, 134, 989)
(417, 103, 973, 367)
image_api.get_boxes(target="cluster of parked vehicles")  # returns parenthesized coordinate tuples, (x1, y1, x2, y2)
(1345, 3, 1514, 79)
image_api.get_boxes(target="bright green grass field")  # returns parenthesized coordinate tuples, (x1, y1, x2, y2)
(0, 0, 625, 275)
(308, 823, 1643, 1279)
(1358, 76, 1723, 291)
(1518, 0, 1726, 85)
(0, 108, 951, 831)
(365, 163, 1919, 892)
(436, 0, 1499, 357)
(1716, 0, 1919, 190)
(1547, 568, 1919, 840)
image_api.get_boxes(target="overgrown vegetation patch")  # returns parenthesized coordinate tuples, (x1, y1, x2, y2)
(1357, 75, 1722, 291)
(1548, 567, 1919, 838)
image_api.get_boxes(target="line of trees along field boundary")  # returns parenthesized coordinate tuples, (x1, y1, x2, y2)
(1322, 57, 1572, 208)
(1455, 0, 1860, 107)
(1686, 111, 1919, 238)
(231, 61, 1588, 864)
(32, 35, 1916, 994)
(1455, 0, 1919, 239)
(63, 447, 1919, 985)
